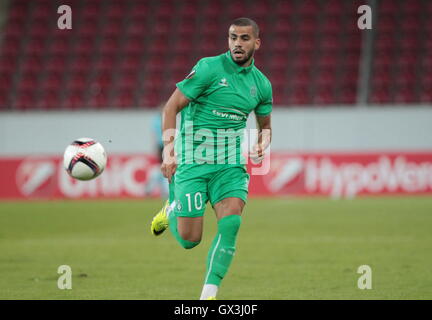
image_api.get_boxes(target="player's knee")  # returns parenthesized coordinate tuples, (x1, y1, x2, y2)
(218, 214, 242, 234)
(227, 214, 242, 232)
(178, 236, 200, 249)
(216, 198, 245, 220)
(178, 230, 201, 249)
(179, 229, 201, 242)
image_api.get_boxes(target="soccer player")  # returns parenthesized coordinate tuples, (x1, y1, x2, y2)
(150, 17, 272, 300)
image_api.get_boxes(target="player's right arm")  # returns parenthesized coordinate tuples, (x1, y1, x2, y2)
(161, 58, 214, 182)
(161, 88, 190, 183)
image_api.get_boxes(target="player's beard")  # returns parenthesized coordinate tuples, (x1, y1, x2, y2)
(231, 47, 255, 66)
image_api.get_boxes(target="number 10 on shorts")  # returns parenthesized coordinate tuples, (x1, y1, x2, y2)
(185, 192, 203, 212)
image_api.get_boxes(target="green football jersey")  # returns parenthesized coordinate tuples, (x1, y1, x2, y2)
(175, 51, 273, 165)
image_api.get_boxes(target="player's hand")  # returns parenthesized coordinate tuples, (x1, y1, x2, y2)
(161, 160, 177, 183)
(249, 143, 266, 164)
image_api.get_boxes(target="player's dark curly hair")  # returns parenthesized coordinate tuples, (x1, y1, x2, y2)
(230, 17, 260, 37)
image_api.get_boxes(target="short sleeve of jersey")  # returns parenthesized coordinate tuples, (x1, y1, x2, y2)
(254, 80, 273, 117)
(176, 59, 213, 101)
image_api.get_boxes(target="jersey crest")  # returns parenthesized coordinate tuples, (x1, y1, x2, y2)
(218, 78, 229, 87)
(250, 85, 257, 97)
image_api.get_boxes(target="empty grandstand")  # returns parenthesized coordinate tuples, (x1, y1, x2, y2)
(0, 0, 430, 109)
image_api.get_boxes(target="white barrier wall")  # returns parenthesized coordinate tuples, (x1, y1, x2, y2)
(0, 106, 432, 156)
(267, 106, 432, 152)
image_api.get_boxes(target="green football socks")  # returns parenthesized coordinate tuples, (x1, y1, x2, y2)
(204, 214, 242, 286)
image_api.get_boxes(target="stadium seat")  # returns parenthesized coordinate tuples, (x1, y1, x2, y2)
(62, 90, 86, 110)
(113, 89, 136, 109)
(66, 72, 88, 91)
(1, 0, 426, 108)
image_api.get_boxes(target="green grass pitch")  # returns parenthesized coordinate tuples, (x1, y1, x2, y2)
(0, 197, 431, 299)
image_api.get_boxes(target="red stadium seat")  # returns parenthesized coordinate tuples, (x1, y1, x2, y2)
(155, 1, 176, 20)
(298, 17, 319, 34)
(3, 0, 427, 109)
(202, 2, 222, 19)
(118, 55, 141, 72)
(131, 2, 149, 18)
(62, 90, 86, 110)
(142, 71, 164, 91)
(76, 18, 99, 37)
(117, 72, 138, 90)
(323, 0, 343, 15)
(287, 87, 309, 105)
(102, 20, 124, 37)
(46, 56, 67, 72)
(100, 36, 120, 55)
(87, 91, 110, 109)
(296, 37, 315, 52)
(36, 91, 61, 110)
(378, 15, 398, 33)
(139, 92, 162, 107)
(321, 18, 342, 34)
(1, 37, 20, 56)
(40, 72, 64, 91)
(66, 72, 88, 91)
(314, 87, 334, 105)
(370, 88, 391, 104)
(82, 2, 101, 18)
(25, 38, 46, 55)
(178, 1, 199, 18)
(3, 20, 25, 37)
(338, 85, 357, 104)
(0, 73, 11, 92)
(298, 0, 320, 16)
(8, 3, 28, 21)
(420, 73, 432, 89)
(12, 90, 35, 110)
(249, 1, 271, 19)
(274, 1, 294, 17)
(0, 90, 9, 109)
(419, 90, 432, 103)
(145, 55, 165, 72)
(17, 74, 38, 91)
(113, 90, 135, 108)
(73, 36, 96, 54)
(274, 20, 294, 35)
(394, 86, 417, 104)
(20, 55, 43, 73)
(402, 0, 422, 13)
(106, 2, 127, 19)
(227, 2, 246, 19)
(380, 1, 398, 14)
(70, 54, 92, 72)
(96, 52, 116, 70)
(268, 53, 289, 71)
(177, 20, 196, 37)
(91, 72, 112, 89)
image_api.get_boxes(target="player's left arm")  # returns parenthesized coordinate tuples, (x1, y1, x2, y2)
(250, 79, 272, 162)
(250, 114, 271, 162)
(256, 114, 272, 150)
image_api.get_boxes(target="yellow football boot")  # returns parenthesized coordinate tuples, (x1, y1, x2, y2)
(150, 200, 169, 236)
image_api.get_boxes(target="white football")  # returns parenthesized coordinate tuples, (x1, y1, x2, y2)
(63, 138, 107, 181)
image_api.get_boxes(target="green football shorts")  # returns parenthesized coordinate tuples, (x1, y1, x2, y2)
(168, 164, 250, 218)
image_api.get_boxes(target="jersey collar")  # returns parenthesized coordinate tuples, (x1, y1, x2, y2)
(225, 51, 255, 73)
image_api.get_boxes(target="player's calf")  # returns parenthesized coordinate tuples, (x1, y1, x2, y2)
(200, 214, 242, 300)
